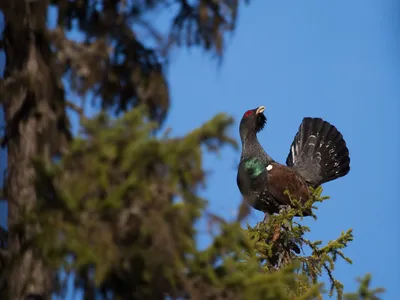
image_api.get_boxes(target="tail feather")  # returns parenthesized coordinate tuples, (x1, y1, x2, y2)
(286, 117, 350, 186)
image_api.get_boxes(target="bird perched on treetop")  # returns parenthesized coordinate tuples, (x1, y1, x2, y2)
(236, 106, 350, 221)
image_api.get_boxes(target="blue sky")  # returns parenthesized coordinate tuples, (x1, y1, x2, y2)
(2, 0, 400, 299)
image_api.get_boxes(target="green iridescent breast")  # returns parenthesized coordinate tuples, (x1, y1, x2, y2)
(243, 157, 266, 180)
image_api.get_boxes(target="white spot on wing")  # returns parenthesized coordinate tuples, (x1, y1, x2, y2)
(266, 165, 273, 171)
(291, 145, 296, 163)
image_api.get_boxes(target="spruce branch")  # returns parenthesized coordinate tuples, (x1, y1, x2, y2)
(244, 187, 355, 299)
(344, 274, 385, 300)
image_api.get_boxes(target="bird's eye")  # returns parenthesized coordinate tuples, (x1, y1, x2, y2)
(244, 110, 253, 117)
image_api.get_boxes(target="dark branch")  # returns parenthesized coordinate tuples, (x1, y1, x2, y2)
(66, 100, 85, 119)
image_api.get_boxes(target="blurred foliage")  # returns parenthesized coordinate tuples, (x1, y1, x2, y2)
(0, 0, 385, 299)
(344, 274, 385, 300)
(48, 0, 247, 123)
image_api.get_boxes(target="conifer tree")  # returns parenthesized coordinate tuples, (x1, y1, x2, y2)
(0, 1, 384, 299)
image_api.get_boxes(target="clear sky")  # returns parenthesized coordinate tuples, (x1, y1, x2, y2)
(1, 0, 400, 299)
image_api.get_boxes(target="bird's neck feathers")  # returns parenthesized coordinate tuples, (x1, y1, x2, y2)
(241, 135, 264, 158)
(240, 133, 274, 164)
(240, 130, 257, 145)
(239, 125, 260, 146)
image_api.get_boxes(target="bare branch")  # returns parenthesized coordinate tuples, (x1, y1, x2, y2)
(66, 100, 87, 121)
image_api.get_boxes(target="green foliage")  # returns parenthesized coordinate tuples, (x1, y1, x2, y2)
(344, 274, 385, 300)
(244, 188, 355, 299)
(32, 107, 235, 298)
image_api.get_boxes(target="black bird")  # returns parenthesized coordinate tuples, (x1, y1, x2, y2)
(236, 106, 350, 220)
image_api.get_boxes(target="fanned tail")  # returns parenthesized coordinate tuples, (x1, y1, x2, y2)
(286, 117, 350, 186)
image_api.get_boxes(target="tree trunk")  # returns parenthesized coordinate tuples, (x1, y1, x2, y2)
(0, 1, 65, 299)
(5, 98, 50, 300)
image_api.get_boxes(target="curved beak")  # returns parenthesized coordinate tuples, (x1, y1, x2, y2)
(256, 106, 265, 114)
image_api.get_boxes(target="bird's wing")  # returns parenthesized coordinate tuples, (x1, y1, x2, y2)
(265, 163, 311, 206)
(237, 163, 253, 195)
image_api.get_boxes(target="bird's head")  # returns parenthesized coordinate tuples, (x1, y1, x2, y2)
(239, 106, 267, 140)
